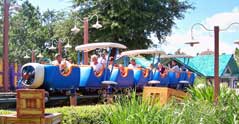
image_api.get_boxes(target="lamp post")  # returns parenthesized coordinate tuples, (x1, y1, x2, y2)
(3, 0, 10, 91)
(48, 39, 62, 57)
(47, 38, 72, 58)
(71, 14, 102, 64)
(3, 0, 20, 91)
(62, 38, 72, 57)
(189, 22, 239, 103)
(23, 49, 43, 62)
(63, 38, 72, 49)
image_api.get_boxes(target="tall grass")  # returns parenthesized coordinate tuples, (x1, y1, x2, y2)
(187, 84, 214, 102)
(193, 77, 207, 86)
(102, 85, 239, 124)
(102, 92, 162, 124)
(101, 91, 220, 124)
(187, 85, 239, 124)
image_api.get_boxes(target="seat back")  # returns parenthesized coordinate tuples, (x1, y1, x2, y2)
(152, 71, 160, 80)
(168, 72, 179, 87)
(189, 73, 196, 85)
(178, 71, 188, 82)
(79, 66, 108, 88)
(109, 68, 134, 88)
(149, 70, 169, 87)
(133, 68, 150, 88)
(44, 65, 80, 90)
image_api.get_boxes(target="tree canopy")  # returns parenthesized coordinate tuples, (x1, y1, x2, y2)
(5, 1, 69, 63)
(1, 0, 193, 64)
(72, 0, 193, 49)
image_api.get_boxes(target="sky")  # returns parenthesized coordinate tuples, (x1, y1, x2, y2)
(26, 0, 72, 12)
(26, 0, 239, 56)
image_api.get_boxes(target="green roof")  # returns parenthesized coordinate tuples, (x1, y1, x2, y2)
(116, 56, 156, 68)
(117, 54, 239, 77)
(175, 54, 238, 77)
(134, 57, 152, 68)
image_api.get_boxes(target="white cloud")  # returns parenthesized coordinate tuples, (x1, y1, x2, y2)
(159, 7, 239, 56)
(203, 10, 239, 31)
(233, 7, 239, 12)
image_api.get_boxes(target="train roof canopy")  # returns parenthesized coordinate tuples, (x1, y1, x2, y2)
(160, 54, 193, 59)
(121, 49, 166, 56)
(75, 42, 127, 52)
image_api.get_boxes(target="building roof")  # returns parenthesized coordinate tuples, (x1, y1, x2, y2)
(200, 49, 214, 55)
(116, 54, 239, 78)
(174, 54, 238, 77)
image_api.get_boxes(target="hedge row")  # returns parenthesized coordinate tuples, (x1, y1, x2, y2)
(0, 105, 107, 124)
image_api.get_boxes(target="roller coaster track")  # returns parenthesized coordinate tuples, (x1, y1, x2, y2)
(0, 92, 100, 109)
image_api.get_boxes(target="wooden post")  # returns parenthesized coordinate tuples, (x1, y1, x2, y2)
(214, 26, 220, 104)
(58, 40, 62, 58)
(83, 17, 89, 65)
(70, 89, 77, 106)
(31, 50, 35, 62)
(3, 0, 10, 92)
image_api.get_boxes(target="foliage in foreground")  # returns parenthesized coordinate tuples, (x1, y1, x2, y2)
(101, 91, 220, 124)
(0, 110, 14, 115)
(102, 92, 162, 124)
(46, 105, 105, 124)
(187, 85, 239, 124)
(0, 105, 105, 124)
(1, 86, 239, 124)
(101, 85, 239, 124)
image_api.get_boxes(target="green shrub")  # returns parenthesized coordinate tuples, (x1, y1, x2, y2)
(216, 87, 239, 124)
(101, 91, 223, 124)
(46, 105, 105, 124)
(164, 100, 220, 124)
(187, 84, 214, 102)
(193, 76, 207, 86)
(0, 105, 105, 124)
(0, 110, 14, 115)
(187, 85, 239, 124)
(102, 92, 163, 124)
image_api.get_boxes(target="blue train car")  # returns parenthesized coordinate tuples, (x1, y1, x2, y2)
(19, 45, 197, 94)
(79, 66, 110, 88)
(109, 67, 134, 88)
(21, 63, 80, 90)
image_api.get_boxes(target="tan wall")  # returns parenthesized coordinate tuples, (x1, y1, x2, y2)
(14, 63, 18, 87)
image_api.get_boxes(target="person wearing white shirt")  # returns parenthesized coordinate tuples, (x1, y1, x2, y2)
(52, 54, 62, 65)
(170, 61, 180, 72)
(128, 59, 140, 69)
(98, 53, 107, 67)
(91, 54, 103, 74)
(52, 54, 71, 73)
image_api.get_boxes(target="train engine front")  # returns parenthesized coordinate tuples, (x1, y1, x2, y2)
(20, 63, 80, 92)
(21, 63, 45, 89)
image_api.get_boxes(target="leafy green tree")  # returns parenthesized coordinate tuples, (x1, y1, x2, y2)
(9, 0, 42, 63)
(8, 1, 68, 63)
(235, 48, 239, 65)
(72, 0, 193, 49)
